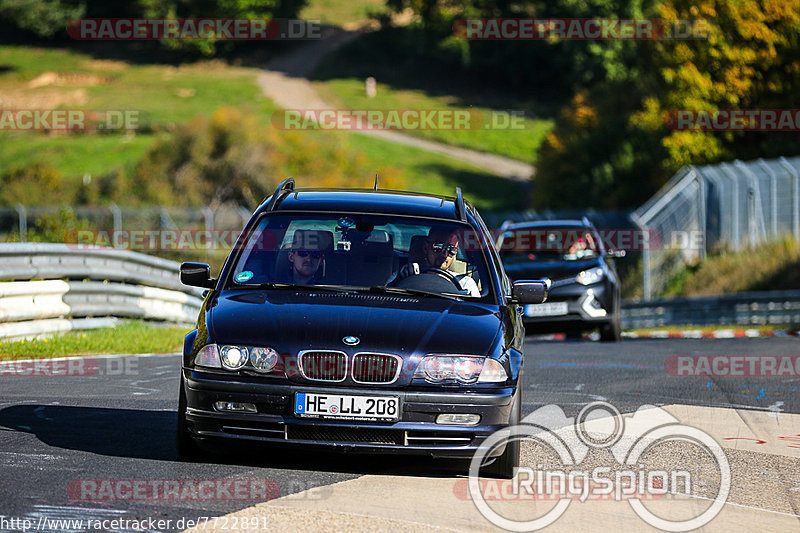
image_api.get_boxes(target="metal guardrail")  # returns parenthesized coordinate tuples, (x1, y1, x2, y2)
(0, 243, 203, 340)
(622, 290, 800, 329)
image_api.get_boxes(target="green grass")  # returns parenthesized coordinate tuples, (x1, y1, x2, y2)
(315, 78, 552, 163)
(0, 46, 266, 125)
(0, 133, 154, 178)
(299, 0, 389, 27)
(347, 132, 529, 210)
(662, 236, 800, 297)
(313, 28, 553, 163)
(0, 44, 529, 212)
(0, 320, 186, 359)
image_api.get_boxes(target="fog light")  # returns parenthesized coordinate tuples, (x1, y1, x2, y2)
(436, 413, 480, 425)
(214, 401, 257, 413)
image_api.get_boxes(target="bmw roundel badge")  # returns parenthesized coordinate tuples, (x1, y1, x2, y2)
(343, 336, 360, 346)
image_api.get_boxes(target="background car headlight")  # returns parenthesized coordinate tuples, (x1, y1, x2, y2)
(220, 345, 248, 369)
(194, 344, 221, 368)
(576, 267, 605, 285)
(249, 346, 279, 372)
(416, 356, 498, 384)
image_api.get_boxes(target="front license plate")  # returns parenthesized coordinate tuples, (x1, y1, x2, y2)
(525, 301, 568, 317)
(294, 392, 400, 422)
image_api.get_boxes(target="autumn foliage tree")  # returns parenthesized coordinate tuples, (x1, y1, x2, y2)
(536, 0, 800, 208)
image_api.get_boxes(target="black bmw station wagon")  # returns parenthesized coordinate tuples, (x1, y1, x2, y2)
(177, 179, 547, 477)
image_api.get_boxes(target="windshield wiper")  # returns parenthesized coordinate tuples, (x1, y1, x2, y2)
(234, 282, 354, 293)
(366, 285, 462, 301)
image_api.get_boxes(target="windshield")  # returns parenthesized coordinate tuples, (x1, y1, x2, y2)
(498, 227, 600, 264)
(227, 214, 492, 299)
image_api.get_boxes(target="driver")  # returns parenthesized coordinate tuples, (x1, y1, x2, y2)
(396, 228, 480, 296)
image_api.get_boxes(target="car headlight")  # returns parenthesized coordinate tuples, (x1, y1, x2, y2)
(249, 346, 279, 372)
(576, 267, 604, 285)
(220, 345, 248, 369)
(194, 344, 221, 369)
(415, 356, 507, 384)
(194, 344, 281, 372)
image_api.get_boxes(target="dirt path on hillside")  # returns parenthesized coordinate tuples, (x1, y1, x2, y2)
(256, 29, 535, 181)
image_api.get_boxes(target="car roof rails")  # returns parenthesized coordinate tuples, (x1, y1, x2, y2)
(265, 178, 295, 211)
(455, 187, 467, 222)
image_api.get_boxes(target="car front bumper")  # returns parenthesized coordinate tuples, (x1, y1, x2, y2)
(522, 282, 613, 331)
(182, 369, 516, 459)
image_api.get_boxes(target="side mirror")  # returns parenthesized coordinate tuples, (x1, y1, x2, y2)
(511, 280, 548, 305)
(606, 249, 626, 258)
(180, 262, 216, 288)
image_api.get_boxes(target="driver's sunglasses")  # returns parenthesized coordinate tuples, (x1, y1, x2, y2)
(295, 249, 323, 259)
(431, 243, 458, 257)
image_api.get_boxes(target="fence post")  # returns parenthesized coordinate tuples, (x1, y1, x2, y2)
(15, 204, 27, 243)
(779, 157, 800, 242)
(203, 206, 214, 259)
(109, 204, 122, 246)
(695, 169, 706, 261)
(757, 159, 778, 238)
(722, 164, 741, 251)
(632, 213, 650, 301)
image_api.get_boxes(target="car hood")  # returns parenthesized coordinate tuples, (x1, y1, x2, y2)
(503, 258, 602, 282)
(207, 289, 502, 357)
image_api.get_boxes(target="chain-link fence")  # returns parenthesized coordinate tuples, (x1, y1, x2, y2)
(633, 156, 800, 300)
(0, 204, 251, 241)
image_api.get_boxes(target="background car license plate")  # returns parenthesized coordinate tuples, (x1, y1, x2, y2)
(525, 301, 568, 317)
(295, 392, 400, 421)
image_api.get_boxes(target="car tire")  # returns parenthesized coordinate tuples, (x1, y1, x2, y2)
(599, 297, 622, 342)
(176, 377, 204, 462)
(480, 389, 521, 479)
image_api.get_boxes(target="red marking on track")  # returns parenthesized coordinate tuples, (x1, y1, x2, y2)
(723, 437, 767, 444)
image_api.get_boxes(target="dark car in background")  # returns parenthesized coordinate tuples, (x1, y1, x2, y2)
(496, 219, 623, 342)
(177, 180, 548, 477)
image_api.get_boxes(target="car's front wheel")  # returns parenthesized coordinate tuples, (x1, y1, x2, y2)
(599, 314, 622, 342)
(480, 389, 521, 479)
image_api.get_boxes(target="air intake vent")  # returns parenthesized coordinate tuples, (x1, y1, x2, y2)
(405, 431, 474, 447)
(288, 425, 401, 445)
(299, 351, 347, 381)
(352, 353, 401, 383)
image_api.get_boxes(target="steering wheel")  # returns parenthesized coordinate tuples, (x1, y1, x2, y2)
(419, 267, 463, 291)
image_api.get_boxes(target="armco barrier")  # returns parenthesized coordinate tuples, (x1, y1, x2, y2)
(622, 290, 800, 330)
(0, 243, 203, 340)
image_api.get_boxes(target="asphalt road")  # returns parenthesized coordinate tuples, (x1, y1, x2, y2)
(0, 337, 798, 532)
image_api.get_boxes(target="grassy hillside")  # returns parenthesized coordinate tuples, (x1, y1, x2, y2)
(0, 45, 523, 211)
(313, 27, 553, 163)
(663, 237, 800, 296)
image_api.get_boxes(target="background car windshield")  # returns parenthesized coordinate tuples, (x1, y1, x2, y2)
(498, 227, 599, 264)
(229, 214, 491, 297)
